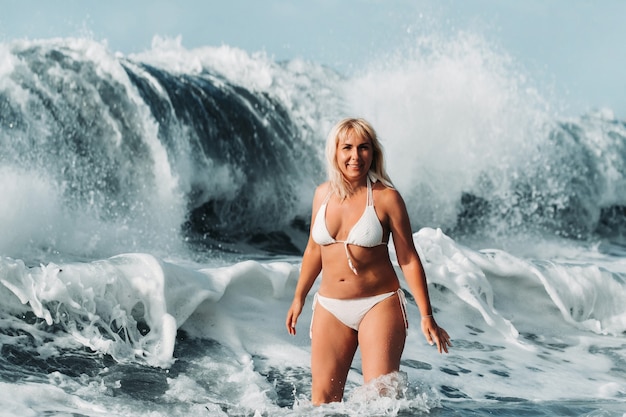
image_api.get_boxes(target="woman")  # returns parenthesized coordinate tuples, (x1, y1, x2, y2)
(285, 117, 451, 405)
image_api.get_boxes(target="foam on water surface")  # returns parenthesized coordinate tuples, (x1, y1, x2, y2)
(0, 229, 624, 416)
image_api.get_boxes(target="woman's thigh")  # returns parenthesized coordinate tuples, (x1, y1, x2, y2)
(357, 293, 407, 382)
(310, 303, 359, 402)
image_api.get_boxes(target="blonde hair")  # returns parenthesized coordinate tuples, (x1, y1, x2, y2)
(325, 117, 394, 199)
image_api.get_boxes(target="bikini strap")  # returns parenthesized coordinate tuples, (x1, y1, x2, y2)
(366, 176, 373, 206)
(397, 289, 409, 329)
(345, 242, 358, 275)
(322, 190, 332, 205)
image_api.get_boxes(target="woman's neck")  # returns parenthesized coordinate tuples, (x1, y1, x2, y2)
(343, 175, 368, 198)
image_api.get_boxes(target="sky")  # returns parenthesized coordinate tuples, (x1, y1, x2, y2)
(2, 0, 625, 118)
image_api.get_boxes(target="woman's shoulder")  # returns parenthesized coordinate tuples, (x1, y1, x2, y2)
(312, 181, 332, 205)
(373, 183, 405, 210)
(373, 181, 401, 198)
(315, 181, 331, 195)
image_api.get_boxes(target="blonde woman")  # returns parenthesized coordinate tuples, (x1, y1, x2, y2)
(286, 117, 451, 405)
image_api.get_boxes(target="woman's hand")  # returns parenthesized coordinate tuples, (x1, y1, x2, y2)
(421, 316, 452, 353)
(286, 299, 304, 335)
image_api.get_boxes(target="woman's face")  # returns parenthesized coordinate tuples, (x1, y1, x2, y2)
(336, 130, 373, 182)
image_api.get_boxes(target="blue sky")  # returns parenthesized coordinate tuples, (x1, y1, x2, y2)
(2, 0, 625, 118)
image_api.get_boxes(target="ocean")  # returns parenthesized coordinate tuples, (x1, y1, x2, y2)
(0, 33, 625, 416)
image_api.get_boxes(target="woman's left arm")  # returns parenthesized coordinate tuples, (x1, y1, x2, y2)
(384, 188, 452, 353)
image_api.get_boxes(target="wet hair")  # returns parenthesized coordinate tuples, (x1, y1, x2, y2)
(325, 117, 394, 199)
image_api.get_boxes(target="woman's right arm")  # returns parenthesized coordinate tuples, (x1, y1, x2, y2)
(285, 184, 326, 335)
(286, 237, 322, 335)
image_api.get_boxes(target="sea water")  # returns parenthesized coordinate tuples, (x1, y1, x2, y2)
(0, 32, 625, 416)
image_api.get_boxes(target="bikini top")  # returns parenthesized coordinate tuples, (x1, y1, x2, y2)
(311, 176, 387, 274)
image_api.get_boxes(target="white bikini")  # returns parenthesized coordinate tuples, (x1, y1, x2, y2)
(312, 176, 387, 274)
(309, 176, 408, 336)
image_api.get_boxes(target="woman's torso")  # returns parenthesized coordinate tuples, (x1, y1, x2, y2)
(312, 179, 400, 298)
(318, 244, 399, 298)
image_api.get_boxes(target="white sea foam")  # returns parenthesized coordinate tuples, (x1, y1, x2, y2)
(344, 31, 554, 233)
(1, 228, 625, 412)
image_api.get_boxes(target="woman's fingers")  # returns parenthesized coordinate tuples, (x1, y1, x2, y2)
(422, 319, 451, 353)
(286, 311, 296, 334)
(435, 327, 452, 353)
(286, 302, 302, 335)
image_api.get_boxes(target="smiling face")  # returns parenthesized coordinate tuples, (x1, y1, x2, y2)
(336, 129, 374, 183)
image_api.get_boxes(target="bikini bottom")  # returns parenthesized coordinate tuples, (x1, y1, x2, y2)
(310, 288, 408, 338)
